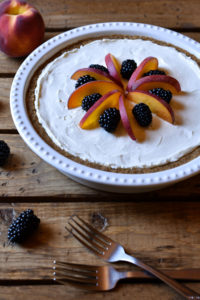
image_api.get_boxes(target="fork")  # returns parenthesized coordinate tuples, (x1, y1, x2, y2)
(53, 260, 200, 291)
(66, 215, 200, 299)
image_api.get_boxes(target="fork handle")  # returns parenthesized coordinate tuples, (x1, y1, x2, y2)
(123, 269, 200, 281)
(122, 253, 200, 299)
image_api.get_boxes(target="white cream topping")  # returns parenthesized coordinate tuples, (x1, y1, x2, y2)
(35, 39, 200, 168)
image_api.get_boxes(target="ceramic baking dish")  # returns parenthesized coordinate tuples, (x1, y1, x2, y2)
(10, 22, 200, 193)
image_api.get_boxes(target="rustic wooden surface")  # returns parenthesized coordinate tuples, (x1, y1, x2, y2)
(1, 0, 200, 299)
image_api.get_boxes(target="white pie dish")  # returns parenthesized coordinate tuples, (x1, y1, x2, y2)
(10, 22, 200, 193)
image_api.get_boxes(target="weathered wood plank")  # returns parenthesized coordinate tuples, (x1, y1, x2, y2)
(0, 134, 101, 198)
(1, 283, 200, 300)
(0, 201, 200, 283)
(0, 78, 15, 130)
(1, 134, 200, 198)
(27, 0, 200, 30)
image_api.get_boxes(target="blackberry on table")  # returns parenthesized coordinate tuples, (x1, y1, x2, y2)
(149, 88, 172, 103)
(0, 140, 10, 166)
(143, 69, 166, 77)
(8, 209, 40, 243)
(99, 108, 120, 132)
(132, 103, 152, 127)
(89, 64, 108, 73)
(82, 93, 102, 111)
(75, 75, 96, 89)
(120, 59, 137, 79)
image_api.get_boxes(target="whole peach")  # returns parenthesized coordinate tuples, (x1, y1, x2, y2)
(0, 0, 45, 57)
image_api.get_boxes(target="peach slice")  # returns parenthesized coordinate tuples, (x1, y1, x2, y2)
(71, 68, 114, 82)
(127, 57, 158, 91)
(119, 95, 136, 141)
(68, 80, 123, 109)
(105, 53, 123, 87)
(130, 75, 181, 94)
(80, 91, 121, 129)
(128, 90, 175, 123)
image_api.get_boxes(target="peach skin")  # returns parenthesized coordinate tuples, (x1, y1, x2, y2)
(0, 0, 44, 57)
(127, 57, 158, 91)
(130, 75, 181, 94)
(71, 68, 114, 82)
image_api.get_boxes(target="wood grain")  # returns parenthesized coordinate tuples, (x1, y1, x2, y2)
(0, 201, 200, 281)
(23, 0, 200, 30)
(0, 78, 15, 130)
(1, 283, 200, 300)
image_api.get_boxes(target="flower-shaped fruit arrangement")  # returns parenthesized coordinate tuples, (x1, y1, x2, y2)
(67, 54, 181, 140)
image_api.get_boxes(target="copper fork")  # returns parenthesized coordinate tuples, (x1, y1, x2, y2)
(53, 260, 200, 291)
(66, 215, 200, 299)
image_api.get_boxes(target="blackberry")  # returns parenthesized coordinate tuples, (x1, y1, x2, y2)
(99, 108, 120, 132)
(143, 69, 166, 76)
(75, 75, 96, 89)
(132, 103, 152, 127)
(82, 93, 102, 111)
(8, 209, 40, 243)
(149, 88, 172, 103)
(120, 59, 137, 79)
(0, 140, 10, 166)
(89, 64, 108, 73)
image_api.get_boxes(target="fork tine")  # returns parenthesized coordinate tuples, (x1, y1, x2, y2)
(53, 261, 97, 277)
(70, 216, 108, 249)
(53, 271, 97, 284)
(54, 261, 97, 274)
(67, 221, 106, 254)
(65, 225, 104, 257)
(74, 215, 113, 245)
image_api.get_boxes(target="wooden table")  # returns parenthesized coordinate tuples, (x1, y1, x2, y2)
(1, 0, 200, 299)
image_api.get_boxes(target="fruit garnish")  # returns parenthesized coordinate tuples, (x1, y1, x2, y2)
(8, 209, 40, 243)
(149, 88, 172, 103)
(130, 75, 181, 94)
(127, 57, 158, 91)
(99, 108, 120, 132)
(71, 68, 113, 82)
(105, 53, 123, 87)
(119, 95, 136, 141)
(89, 64, 109, 73)
(68, 54, 181, 140)
(143, 70, 166, 77)
(82, 93, 102, 111)
(68, 81, 122, 109)
(75, 75, 96, 89)
(132, 103, 152, 127)
(79, 90, 121, 129)
(120, 59, 137, 79)
(128, 90, 175, 124)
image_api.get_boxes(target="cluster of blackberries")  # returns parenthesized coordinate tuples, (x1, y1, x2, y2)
(120, 59, 137, 79)
(8, 209, 40, 243)
(99, 108, 120, 132)
(81, 93, 102, 111)
(149, 88, 172, 103)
